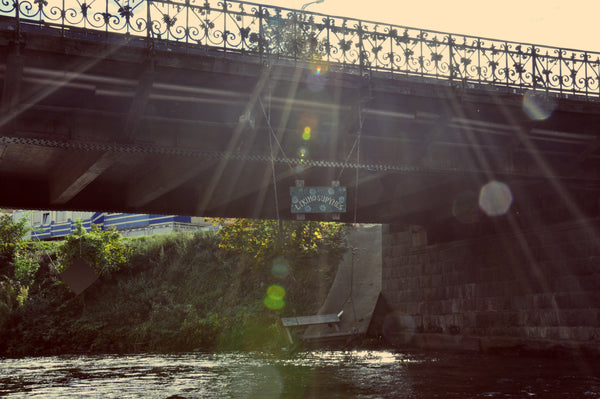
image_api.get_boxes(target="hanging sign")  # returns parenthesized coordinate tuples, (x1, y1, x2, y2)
(290, 185, 347, 214)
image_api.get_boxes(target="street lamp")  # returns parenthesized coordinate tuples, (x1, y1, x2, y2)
(301, 0, 324, 10)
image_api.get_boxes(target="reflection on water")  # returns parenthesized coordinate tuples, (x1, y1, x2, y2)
(1, 350, 599, 398)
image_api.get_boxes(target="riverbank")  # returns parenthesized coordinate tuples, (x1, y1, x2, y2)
(0, 226, 346, 357)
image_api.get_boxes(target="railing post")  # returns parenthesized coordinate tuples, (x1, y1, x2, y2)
(597, 55, 600, 100)
(358, 20, 363, 75)
(61, 0, 65, 37)
(223, 0, 227, 54)
(531, 45, 537, 90)
(477, 38, 481, 85)
(389, 24, 393, 77)
(14, 0, 20, 41)
(104, 0, 108, 38)
(558, 49, 563, 95)
(419, 29, 423, 77)
(504, 41, 509, 89)
(293, 10, 298, 61)
(259, 5, 264, 61)
(146, 0, 151, 44)
(448, 34, 453, 84)
(185, 0, 189, 45)
(326, 17, 330, 64)
(584, 51, 589, 97)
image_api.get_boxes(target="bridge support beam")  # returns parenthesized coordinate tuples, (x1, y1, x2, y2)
(50, 151, 122, 205)
(49, 64, 155, 205)
(126, 157, 216, 208)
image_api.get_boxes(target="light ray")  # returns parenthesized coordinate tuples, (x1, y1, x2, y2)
(196, 65, 272, 214)
(0, 41, 132, 129)
(251, 63, 307, 219)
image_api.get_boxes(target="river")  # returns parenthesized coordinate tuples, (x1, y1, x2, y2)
(1, 350, 599, 398)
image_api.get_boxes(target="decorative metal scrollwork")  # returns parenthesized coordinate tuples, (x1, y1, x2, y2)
(2, 0, 599, 99)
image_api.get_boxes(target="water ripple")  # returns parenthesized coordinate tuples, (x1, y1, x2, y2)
(0, 351, 599, 398)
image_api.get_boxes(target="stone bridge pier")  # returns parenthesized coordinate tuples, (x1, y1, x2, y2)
(377, 221, 600, 355)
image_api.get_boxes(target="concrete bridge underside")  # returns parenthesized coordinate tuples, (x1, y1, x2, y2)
(3, 25, 600, 241)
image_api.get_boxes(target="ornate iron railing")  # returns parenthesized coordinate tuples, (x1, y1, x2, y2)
(2, 0, 600, 99)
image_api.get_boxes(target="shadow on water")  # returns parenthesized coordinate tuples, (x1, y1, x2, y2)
(1, 350, 599, 398)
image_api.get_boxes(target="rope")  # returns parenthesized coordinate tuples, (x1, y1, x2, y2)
(336, 136, 359, 181)
(268, 128, 281, 224)
(265, 90, 281, 227)
(349, 246, 358, 321)
(353, 106, 364, 225)
(336, 103, 367, 182)
(258, 97, 294, 172)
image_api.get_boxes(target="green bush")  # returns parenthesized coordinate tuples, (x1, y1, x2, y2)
(58, 221, 130, 276)
(0, 276, 17, 330)
(213, 218, 345, 265)
(0, 213, 29, 277)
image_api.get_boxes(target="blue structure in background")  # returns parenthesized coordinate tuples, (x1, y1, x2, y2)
(12, 211, 211, 240)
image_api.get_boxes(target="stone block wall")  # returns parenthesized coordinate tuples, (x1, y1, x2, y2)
(381, 221, 600, 353)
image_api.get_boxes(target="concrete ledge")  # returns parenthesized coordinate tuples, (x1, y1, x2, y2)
(394, 333, 600, 357)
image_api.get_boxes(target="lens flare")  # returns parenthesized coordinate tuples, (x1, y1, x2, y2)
(271, 257, 290, 279)
(267, 285, 285, 300)
(264, 284, 286, 310)
(523, 90, 557, 121)
(307, 63, 327, 92)
(264, 296, 285, 310)
(479, 180, 513, 217)
(298, 147, 308, 160)
(302, 126, 311, 141)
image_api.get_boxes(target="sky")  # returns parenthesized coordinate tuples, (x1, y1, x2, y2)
(259, 0, 600, 53)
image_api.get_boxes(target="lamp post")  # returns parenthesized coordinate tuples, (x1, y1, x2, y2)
(301, 0, 324, 10)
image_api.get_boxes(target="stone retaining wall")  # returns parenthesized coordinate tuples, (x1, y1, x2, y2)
(381, 221, 600, 354)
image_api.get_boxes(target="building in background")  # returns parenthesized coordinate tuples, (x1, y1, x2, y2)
(11, 210, 214, 240)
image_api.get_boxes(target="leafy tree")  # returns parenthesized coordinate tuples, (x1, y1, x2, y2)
(212, 218, 345, 265)
(0, 276, 17, 330)
(58, 221, 130, 276)
(0, 213, 35, 331)
(12, 244, 39, 287)
(0, 212, 30, 277)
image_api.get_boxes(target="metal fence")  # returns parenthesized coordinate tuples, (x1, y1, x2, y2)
(2, 0, 600, 99)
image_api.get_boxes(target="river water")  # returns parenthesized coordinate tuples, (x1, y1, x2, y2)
(1, 350, 599, 398)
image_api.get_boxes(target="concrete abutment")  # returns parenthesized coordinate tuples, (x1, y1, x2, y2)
(379, 220, 600, 355)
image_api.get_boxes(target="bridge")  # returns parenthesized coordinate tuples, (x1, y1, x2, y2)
(2, 0, 600, 241)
